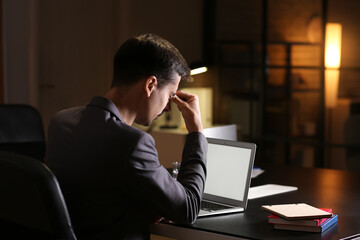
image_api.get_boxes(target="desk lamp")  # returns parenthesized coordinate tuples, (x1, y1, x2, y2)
(325, 23, 342, 108)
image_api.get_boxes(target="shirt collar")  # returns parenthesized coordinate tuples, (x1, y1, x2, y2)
(87, 96, 125, 123)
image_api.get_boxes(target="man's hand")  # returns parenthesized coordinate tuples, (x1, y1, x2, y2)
(170, 90, 203, 133)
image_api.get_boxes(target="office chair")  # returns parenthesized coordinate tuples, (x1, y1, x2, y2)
(0, 151, 77, 240)
(0, 104, 46, 161)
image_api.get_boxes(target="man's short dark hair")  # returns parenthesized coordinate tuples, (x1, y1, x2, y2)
(112, 34, 190, 88)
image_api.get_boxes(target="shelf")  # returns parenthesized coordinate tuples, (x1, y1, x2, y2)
(260, 135, 323, 146)
(291, 89, 320, 93)
(267, 65, 321, 70)
(258, 135, 360, 151)
(267, 87, 321, 93)
(220, 63, 322, 70)
(218, 40, 321, 46)
(223, 92, 260, 100)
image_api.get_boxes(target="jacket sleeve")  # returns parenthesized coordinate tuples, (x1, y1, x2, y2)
(123, 131, 207, 224)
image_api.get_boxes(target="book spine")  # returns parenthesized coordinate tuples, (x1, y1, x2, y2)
(273, 215, 337, 233)
(269, 218, 320, 226)
(320, 215, 338, 232)
(274, 224, 322, 232)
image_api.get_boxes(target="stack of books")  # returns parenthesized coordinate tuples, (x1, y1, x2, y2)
(268, 209, 338, 232)
(262, 203, 338, 233)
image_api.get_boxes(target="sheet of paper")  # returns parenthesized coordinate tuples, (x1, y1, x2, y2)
(251, 167, 264, 178)
(248, 184, 298, 199)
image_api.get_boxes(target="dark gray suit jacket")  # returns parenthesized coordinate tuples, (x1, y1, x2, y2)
(45, 96, 207, 240)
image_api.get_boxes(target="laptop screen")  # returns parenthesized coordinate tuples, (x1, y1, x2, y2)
(204, 138, 256, 203)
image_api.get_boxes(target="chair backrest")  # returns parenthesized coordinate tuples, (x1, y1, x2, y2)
(0, 151, 77, 240)
(0, 104, 46, 161)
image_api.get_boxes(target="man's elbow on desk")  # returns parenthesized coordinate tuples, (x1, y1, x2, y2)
(163, 211, 198, 225)
(167, 195, 201, 225)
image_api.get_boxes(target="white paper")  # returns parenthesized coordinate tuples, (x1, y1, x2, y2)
(248, 184, 298, 199)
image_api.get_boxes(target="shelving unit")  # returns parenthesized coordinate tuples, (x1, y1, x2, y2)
(264, 42, 325, 167)
(217, 40, 325, 167)
(212, 0, 360, 169)
(217, 41, 262, 142)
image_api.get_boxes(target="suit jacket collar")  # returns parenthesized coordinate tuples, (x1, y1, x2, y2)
(87, 96, 125, 123)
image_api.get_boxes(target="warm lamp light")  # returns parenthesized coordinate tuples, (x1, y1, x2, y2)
(325, 23, 342, 69)
(189, 61, 208, 76)
(325, 69, 340, 108)
(190, 66, 208, 76)
(325, 23, 342, 108)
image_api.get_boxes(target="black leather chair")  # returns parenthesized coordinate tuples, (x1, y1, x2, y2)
(0, 151, 77, 240)
(0, 104, 46, 161)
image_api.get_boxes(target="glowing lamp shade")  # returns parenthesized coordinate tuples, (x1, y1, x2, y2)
(325, 23, 342, 107)
(325, 69, 340, 108)
(325, 23, 342, 68)
(190, 66, 208, 76)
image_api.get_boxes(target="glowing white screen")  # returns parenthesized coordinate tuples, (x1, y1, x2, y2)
(204, 143, 252, 201)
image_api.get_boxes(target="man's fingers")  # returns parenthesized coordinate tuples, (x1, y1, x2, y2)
(170, 90, 203, 133)
(170, 94, 181, 103)
(174, 90, 192, 101)
(170, 94, 186, 109)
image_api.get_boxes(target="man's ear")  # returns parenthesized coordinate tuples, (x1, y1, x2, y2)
(145, 76, 157, 97)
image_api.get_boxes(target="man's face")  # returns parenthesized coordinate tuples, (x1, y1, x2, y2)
(137, 74, 181, 126)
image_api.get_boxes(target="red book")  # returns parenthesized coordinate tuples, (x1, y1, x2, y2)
(268, 208, 332, 227)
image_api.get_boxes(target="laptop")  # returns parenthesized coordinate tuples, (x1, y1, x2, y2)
(198, 138, 256, 217)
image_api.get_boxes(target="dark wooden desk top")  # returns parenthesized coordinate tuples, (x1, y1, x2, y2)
(159, 163, 360, 239)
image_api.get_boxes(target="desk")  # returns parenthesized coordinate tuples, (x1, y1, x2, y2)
(151, 163, 360, 239)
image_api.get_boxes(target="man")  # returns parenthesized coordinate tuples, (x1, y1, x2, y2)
(45, 34, 207, 239)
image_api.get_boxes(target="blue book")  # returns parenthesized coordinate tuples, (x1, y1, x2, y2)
(273, 214, 338, 233)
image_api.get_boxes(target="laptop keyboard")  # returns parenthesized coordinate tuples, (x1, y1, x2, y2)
(200, 200, 232, 212)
